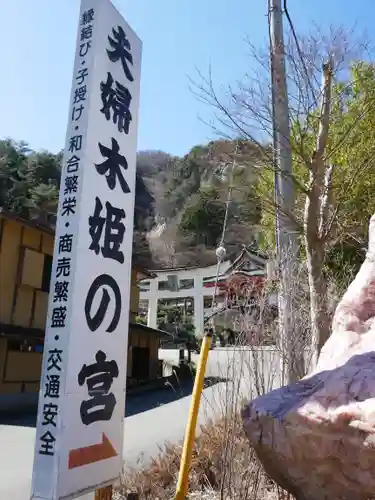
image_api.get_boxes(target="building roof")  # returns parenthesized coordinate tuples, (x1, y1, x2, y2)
(129, 322, 172, 338)
(0, 320, 171, 340)
(226, 246, 266, 273)
(148, 262, 227, 273)
(201, 246, 266, 284)
(147, 246, 267, 275)
(132, 267, 155, 279)
(203, 268, 265, 285)
(0, 208, 54, 236)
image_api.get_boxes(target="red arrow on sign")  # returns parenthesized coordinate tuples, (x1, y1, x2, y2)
(68, 433, 117, 469)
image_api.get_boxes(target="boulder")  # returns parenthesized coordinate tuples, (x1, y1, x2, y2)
(242, 215, 375, 500)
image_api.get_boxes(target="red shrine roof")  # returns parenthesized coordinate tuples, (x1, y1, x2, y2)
(203, 269, 266, 290)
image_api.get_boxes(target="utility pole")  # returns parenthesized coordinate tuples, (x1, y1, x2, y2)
(269, 0, 300, 383)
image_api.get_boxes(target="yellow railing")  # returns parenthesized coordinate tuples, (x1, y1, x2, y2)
(174, 330, 212, 500)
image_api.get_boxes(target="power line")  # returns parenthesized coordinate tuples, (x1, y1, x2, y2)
(207, 144, 238, 323)
(283, 0, 316, 101)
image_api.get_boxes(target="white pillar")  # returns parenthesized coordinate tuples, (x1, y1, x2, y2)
(147, 299, 158, 329)
(194, 277, 204, 337)
(147, 281, 158, 329)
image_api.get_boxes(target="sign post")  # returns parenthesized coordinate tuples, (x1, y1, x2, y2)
(94, 486, 113, 500)
(30, 1, 142, 498)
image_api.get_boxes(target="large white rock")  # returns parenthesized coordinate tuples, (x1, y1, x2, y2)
(242, 215, 375, 500)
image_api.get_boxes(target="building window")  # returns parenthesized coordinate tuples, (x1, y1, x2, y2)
(204, 296, 213, 309)
(139, 280, 150, 292)
(7, 338, 43, 352)
(158, 276, 185, 291)
(7, 339, 23, 351)
(179, 278, 194, 290)
(167, 275, 179, 291)
(41, 254, 53, 292)
(158, 277, 180, 291)
(158, 280, 169, 291)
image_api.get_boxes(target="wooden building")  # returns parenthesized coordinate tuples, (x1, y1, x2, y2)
(0, 208, 167, 401)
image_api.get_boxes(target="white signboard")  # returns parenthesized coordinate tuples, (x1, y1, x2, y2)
(31, 0, 142, 498)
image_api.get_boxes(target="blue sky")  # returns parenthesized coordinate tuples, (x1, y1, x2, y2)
(0, 0, 373, 157)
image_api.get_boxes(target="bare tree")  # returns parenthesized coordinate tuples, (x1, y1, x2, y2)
(191, 25, 374, 364)
(303, 60, 333, 363)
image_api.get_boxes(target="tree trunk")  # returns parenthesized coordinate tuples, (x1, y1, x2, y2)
(305, 233, 330, 365)
(305, 168, 331, 364)
(304, 60, 333, 366)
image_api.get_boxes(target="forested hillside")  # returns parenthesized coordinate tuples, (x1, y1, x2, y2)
(137, 139, 263, 266)
(0, 138, 263, 268)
